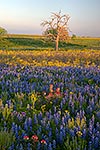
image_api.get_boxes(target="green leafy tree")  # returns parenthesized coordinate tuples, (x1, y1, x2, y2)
(41, 11, 70, 50)
(71, 34, 76, 39)
(0, 27, 7, 37)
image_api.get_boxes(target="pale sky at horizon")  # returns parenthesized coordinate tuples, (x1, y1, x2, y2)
(0, 0, 100, 37)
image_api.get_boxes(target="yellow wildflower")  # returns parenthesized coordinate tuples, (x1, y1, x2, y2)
(70, 92, 73, 95)
(58, 111, 61, 115)
(76, 131, 82, 137)
(65, 110, 70, 115)
(41, 105, 46, 112)
(0, 99, 3, 107)
(68, 118, 75, 128)
(76, 117, 80, 127)
(80, 118, 86, 128)
(50, 101, 53, 104)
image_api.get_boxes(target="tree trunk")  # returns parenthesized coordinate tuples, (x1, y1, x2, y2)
(55, 35, 59, 50)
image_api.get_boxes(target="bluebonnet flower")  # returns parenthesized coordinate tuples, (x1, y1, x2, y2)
(69, 129, 75, 137)
(8, 144, 15, 150)
(82, 128, 87, 138)
(54, 114, 59, 125)
(59, 130, 63, 144)
(48, 142, 52, 150)
(45, 122, 50, 131)
(37, 142, 41, 150)
(38, 111, 43, 120)
(34, 114, 38, 124)
(55, 130, 59, 143)
(96, 111, 100, 119)
(19, 144, 23, 150)
(91, 135, 95, 144)
(62, 116, 66, 126)
(53, 106, 56, 113)
(60, 101, 63, 110)
(52, 140, 56, 149)
(96, 122, 100, 130)
(28, 117, 32, 127)
(24, 119, 28, 131)
(88, 141, 93, 150)
(96, 131, 100, 139)
(94, 137, 99, 149)
(27, 143, 31, 150)
(48, 130, 52, 140)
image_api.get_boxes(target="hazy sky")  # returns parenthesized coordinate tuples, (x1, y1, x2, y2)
(0, 0, 100, 36)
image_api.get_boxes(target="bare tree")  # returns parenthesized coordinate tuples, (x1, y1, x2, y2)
(41, 11, 70, 50)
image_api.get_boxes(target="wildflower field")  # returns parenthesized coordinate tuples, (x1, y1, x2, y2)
(0, 49, 100, 150)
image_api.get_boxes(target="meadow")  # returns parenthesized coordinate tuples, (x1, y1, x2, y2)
(0, 34, 100, 50)
(0, 36, 100, 150)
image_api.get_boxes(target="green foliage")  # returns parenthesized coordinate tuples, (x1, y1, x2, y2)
(62, 136, 87, 150)
(71, 34, 76, 39)
(44, 29, 57, 37)
(0, 130, 15, 150)
(0, 27, 7, 36)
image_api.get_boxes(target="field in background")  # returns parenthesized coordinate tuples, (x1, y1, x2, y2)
(0, 34, 100, 50)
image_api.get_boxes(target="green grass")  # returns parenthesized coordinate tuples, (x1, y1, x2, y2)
(0, 34, 100, 50)
(71, 37, 100, 49)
